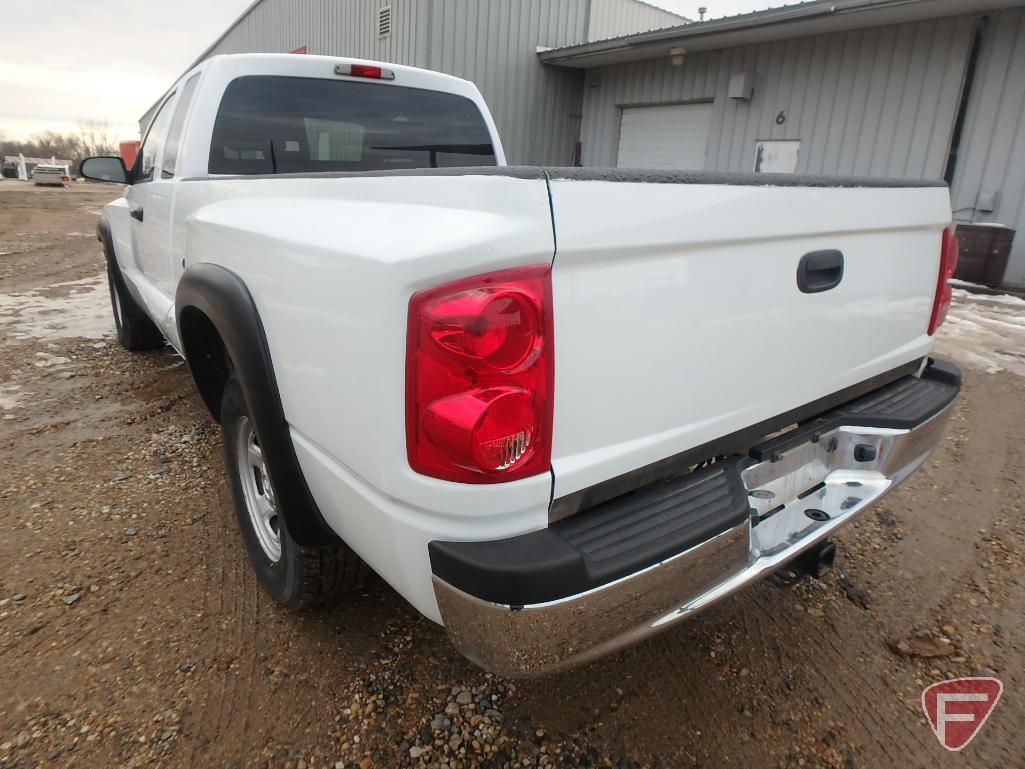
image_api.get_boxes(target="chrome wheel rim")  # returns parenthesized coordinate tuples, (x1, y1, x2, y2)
(235, 415, 282, 562)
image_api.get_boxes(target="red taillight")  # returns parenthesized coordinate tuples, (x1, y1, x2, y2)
(928, 227, 959, 336)
(406, 266, 553, 483)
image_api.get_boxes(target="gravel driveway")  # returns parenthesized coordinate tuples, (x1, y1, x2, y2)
(1, 179, 1023, 769)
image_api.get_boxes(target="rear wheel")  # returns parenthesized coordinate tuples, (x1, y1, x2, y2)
(106, 265, 163, 351)
(220, 377, 364, 607)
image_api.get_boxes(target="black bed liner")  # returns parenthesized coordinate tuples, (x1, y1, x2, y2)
(545, 167, 948, 188)
(182, 165, 947, 188)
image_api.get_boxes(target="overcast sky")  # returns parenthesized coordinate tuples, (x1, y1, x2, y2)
(0, 0, 774, 142)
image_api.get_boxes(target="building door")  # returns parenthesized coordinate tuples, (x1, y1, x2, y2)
(616, 103, 712, 171)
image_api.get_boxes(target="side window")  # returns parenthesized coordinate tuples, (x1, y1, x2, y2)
(162, 75, 201, 179)
(137, 92, 176, 183)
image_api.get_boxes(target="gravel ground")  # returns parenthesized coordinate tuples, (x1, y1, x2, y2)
(1, 179, 1023, 769)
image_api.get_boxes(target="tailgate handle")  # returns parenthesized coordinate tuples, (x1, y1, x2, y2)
(797, 250, 844, 293)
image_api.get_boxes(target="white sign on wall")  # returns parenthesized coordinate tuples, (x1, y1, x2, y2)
(754, 140, 801, 173)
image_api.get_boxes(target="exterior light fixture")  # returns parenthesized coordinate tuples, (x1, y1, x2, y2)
(670, 46, 686, 66)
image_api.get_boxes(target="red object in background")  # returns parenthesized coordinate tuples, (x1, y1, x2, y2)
(290, 45, 307, 54)
(119, 140, 140, 169)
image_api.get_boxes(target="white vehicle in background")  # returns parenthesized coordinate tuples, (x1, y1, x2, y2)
(32, 164, 70, 186)
(81, 53, 961, 677)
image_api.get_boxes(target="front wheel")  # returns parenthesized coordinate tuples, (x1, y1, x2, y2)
(219, 377, 364, 608)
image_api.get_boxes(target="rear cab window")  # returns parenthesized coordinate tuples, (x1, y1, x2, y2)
(208, 75, 496, 175)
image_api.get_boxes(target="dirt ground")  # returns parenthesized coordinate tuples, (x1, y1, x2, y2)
(1, 179, 1023, 769)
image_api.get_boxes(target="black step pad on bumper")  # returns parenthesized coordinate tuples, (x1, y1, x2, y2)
(749, 358, 960, 461)
(429, 359, 960, 607)
(429, 458, 750, 606)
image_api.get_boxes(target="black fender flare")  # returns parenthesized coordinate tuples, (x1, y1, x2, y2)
(176, 263, 335, 546)
(96, 218, 133, 301)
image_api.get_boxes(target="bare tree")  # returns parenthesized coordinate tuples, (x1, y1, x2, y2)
(0, 121, 127, 171)
(31, 130, 79, 160)
(76, 120, 119, 157)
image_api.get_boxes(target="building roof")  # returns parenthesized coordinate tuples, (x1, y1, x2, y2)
(3, 155, 72, 166)
(140, 0, 690, 124)
(540, 0, 1025, 67)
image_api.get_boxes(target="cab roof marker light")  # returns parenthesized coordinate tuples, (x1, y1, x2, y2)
(334, 63, 395, 80)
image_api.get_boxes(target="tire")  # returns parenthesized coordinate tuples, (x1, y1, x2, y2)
(106, 264, 164, 351)
(219, 376, 365, 608)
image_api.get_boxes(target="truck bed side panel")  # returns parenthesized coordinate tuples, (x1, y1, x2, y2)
(176, 173, 555, 618)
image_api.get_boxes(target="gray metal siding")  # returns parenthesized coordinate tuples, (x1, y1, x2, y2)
(586, 0, 685, 42)
(199, 1, 428, 71)
(145, 0, 588, 165)
(579, 15, 975, 179)
(423, 0, 587, 165)
(950, 8, 1025, 286)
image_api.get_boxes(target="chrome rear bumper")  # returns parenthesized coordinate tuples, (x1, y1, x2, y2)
(433, 363, 958, 677)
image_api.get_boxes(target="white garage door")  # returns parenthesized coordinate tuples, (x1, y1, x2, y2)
(616, 103, 713, 171)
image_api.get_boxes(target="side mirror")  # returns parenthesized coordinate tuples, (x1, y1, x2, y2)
(80, 156, 129, 184)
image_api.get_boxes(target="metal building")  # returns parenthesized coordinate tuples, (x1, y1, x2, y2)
(540, 0, 1025, 287)
(143, 0, 1025, 286)
(141, 0, 686, 167)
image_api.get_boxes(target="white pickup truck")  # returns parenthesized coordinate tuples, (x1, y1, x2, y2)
(82, 53, 961, 677)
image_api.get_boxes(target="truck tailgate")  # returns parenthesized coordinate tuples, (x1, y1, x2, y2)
(547, 171, 951, 503)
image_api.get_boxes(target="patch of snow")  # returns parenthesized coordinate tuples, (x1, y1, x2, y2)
(0, 382, 22, 412)
(936, 289, 1025, 379)
(0, 273, 113, 341)
(951, 287, 1025, 308)
(34, 352, 71, 368)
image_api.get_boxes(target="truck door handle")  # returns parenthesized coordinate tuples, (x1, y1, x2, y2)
(129, 207, 144, 222)
(797, 250, 844, 293)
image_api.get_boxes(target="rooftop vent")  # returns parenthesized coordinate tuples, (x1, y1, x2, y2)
(378, 6, 392, 39)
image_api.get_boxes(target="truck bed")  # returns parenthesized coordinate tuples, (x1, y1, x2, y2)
(163, 164, 951, 622)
